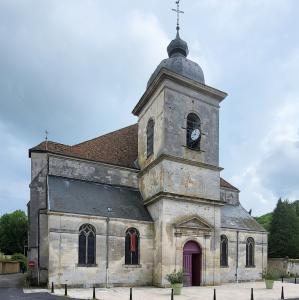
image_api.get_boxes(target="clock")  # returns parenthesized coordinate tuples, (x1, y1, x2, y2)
(191, 128, 201, 141)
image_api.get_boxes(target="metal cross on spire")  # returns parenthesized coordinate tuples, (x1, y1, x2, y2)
(172, 0, 184, 34)
(45, 130, 49, 150)
(45, 130, 49, 142)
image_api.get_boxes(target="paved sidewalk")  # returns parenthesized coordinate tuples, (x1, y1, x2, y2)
(0, 273, 83, 300)
(24, 281, 299, 300)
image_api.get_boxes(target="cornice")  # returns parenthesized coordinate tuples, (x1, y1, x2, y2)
(144, 191, 225, 207)
(138, 153, 223, 177)
(132, 68, 227, 116)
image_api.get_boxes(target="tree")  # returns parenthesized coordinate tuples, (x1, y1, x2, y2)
(0, 210, 28, 255)
(255, 212, 273, 232)
(268, 199, 299, 258)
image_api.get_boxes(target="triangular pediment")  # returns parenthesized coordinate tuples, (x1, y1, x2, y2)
(174, 215, 213, 231)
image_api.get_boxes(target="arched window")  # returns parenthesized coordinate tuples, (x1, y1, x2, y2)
(147, 119, 154, 157)
(220, 235, 228, 267)
(186, 113, 201, 150)
(78, 224, 96, 265)
(125, 228, 140, 265)
(246, 237, 255, 267)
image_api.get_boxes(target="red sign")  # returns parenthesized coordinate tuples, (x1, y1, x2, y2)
(28, 261, 35, 268)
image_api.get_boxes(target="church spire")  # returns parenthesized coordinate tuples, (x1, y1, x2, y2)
(168, 0, 189, 58)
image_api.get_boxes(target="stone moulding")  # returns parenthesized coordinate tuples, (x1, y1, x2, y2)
(143, 191, 225, 207)
(132, 68, 227, 116)
(138, 153, 223, 178)
(173, 214, 214, 231)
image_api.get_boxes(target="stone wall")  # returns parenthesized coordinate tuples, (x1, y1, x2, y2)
(28, 152, 140, 285)
(139, 159, 220, 203)
(147, 198, 222, 287)
(137, 79, 222, 170)
(268, 258, 299, 276)
(220, 188, 240, 205)
(48, 212, 154, 288)
(27, 152, 49, 285)
(49, 156, 138, 189)
(220, 229, 268, 283)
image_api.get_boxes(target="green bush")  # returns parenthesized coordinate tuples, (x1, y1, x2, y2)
(263, 271, 279, 281)
(166, 270, 184, 284)
(11, 253, 27, 271)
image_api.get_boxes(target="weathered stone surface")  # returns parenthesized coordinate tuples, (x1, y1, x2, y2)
(220, 230, 268, 283)
(27, 49, 267, 288)
(48, 213, 154, 287)
(49, 156, 138, 189)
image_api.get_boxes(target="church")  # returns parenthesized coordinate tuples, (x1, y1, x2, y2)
(27, 9, 267, 287)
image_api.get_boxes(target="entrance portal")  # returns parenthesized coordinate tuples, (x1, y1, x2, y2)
(183, 241, 202, 286)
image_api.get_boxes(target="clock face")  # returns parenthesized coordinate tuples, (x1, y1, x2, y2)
(191, 128, 201, 141)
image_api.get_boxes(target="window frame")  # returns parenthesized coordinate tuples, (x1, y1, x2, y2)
(186, 113, 201, 150)
(246, 237, 255, 268)
(125, 228, 140, 266)
(78, 224, 97, 267)
(220, 235, 229, 267)
(146, 119, 154, 158)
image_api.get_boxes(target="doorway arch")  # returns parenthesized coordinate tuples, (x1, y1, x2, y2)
(183, 240, 202, 286)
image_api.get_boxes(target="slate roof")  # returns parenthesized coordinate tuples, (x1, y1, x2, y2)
(48, 176, 153, 222)
(221, 204, 266, 232)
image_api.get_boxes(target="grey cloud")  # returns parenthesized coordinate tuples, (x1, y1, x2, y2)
(0, 0, 299, 215)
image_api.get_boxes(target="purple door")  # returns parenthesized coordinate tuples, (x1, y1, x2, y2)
(183, 241, 201, 286)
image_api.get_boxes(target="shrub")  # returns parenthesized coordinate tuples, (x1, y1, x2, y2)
(11, 253, 27, 271)
(263, 271, 279, 281)
(166, 270, 184, 284)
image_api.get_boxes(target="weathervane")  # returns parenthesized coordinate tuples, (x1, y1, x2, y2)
(45, 130, 49, 150)
(172, 0, 184, 34)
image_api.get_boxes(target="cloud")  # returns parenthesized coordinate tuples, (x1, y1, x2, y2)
(0, 0, 298, 216)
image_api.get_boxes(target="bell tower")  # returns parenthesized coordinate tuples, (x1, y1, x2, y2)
(132, 1, 227, 286)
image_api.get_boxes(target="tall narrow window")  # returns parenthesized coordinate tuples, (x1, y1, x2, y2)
(246, 237, 255, 267)
(78, 224, 96, 265)
(147, 119, 154, 157)
(220, 235, 228, 267)
(125, 228, 140, 265)
(186, 113, 201, 150)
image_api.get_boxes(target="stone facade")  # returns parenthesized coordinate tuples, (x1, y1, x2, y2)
(27, 30, 267, 287)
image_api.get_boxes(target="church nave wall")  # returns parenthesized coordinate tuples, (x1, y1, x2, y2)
(220, 229, 268, 283)
(48, 213, 154, 288)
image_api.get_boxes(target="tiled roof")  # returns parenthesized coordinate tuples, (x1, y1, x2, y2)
(29, 123, 238, 190)
(29, 124, 139, 169)
(220, 177, 239, 192)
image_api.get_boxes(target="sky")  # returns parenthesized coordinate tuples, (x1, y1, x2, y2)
(0, 0, 298, 217)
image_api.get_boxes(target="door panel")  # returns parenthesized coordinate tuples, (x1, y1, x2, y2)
(192, 253, 201, 286)
(183, 253, 192, 286)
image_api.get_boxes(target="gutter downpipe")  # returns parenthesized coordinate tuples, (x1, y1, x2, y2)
(106, 208, 112, 288)
(236, 230, 239, 283)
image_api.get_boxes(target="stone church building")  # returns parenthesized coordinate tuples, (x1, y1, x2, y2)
(28, 28, 267, 287)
